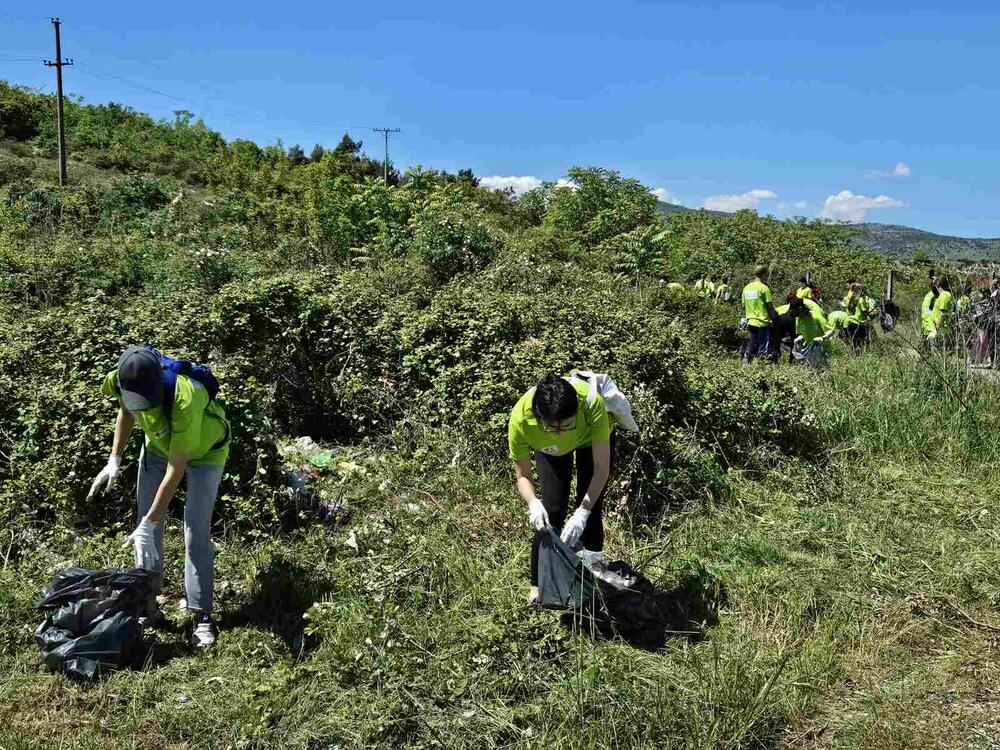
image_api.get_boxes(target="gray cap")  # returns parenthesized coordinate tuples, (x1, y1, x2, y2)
(116, 346, 163, 412)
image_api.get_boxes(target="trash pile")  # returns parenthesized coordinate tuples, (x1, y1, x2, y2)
(279, 436, 348, 525)
(35, 567, 157, 680)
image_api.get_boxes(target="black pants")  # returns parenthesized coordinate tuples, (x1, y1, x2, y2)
(743, 325, 774, 363)
(529, 440, 615, 586)
(847, 322, 871, 348)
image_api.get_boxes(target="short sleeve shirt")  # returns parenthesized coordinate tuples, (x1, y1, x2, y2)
(102, 370, 229, 466)
(508, 379, 613, 462)
(795, 305, 829, 341)
(742, 280, 773, 327)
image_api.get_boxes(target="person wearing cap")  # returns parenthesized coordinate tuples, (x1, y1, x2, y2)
(88, 346, 230, 649)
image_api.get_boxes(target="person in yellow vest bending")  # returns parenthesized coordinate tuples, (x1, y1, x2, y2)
(508, 374, 613, 603)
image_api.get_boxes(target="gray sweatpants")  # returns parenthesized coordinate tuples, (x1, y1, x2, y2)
(137, 451, 225, 614)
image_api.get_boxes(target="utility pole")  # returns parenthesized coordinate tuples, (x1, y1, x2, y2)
(43, 17, 73, 186)
(372, 127, 400, 186)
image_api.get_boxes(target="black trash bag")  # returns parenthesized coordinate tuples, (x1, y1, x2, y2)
(584, 560, 722, 651)
(35, 567, 156, 680)
(536, 530, 594, 610)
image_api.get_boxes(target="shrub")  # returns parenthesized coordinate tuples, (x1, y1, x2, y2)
(409, 189, 506, 282)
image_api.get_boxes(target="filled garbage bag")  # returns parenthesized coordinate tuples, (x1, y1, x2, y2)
(35, 567, 156, 680)
(536, 530, 594, 610)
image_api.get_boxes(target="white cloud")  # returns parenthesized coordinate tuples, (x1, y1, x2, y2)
(870, 161, 912, 178)
(701, 189, 777, 212)
(651, 187, 681, 205)
(794, 200, 808, 210)
(554, 178, 578, 191)
(818, 190, 906, 223)
(479, 175, 544, 196)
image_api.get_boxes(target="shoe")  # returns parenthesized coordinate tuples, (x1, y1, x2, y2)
(190, 614, 217, 649)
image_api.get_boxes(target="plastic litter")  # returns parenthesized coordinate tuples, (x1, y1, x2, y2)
(34, 567, 156, 680)
(285, 463, 347, 524)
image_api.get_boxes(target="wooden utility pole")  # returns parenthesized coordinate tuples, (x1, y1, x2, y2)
(372, 127, 400, 185)
(43, 17, 73, 186)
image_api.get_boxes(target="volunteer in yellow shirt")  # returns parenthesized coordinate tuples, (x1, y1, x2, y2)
(508, 374, 613, 602)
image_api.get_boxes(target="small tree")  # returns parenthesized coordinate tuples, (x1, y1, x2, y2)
(309, 144, 325, 163)
(288, 144, 307, 166)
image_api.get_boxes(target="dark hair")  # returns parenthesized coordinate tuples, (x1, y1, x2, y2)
(799, 276, 808, 286)
(532, 374, 578, 423)
(938, 276, 951, 291)
(789, 298, 808, 316)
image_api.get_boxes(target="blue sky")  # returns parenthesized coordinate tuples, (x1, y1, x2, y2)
(2, 1, 999, 237)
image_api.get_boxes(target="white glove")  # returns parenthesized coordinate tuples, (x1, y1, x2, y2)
(561, 506, 590, 548)
(813, 336, 826, 343)
(87, 455, 122, 499)
(123, 518, 162, 571)
(527, 499, 550, 531)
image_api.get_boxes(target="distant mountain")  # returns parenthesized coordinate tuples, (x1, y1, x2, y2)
(655, 201, 728, 218)
(851, 222, 1000, 262)
(656, 200, 1000, 262)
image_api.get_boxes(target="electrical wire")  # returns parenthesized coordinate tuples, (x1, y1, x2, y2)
(75, 63, 188, 103)
(71, 62, 392, 137)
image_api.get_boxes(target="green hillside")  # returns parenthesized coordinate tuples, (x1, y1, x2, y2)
(853, 222, 1000, 262)
(2, 81, 999, 750)
(656, 200, 1000, 263)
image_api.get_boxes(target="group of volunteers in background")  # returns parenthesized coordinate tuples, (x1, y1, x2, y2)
(921, 273, 1000, 362)
(735, 265, 881, 369)
(86, 268, 1000, 649)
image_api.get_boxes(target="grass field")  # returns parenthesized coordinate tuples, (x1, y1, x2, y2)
(2, 320, 998, 750)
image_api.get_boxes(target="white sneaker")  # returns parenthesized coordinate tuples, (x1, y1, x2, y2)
(190, 617, 217, 649)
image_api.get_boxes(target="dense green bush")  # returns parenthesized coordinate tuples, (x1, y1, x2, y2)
(0, 297, 284, 557)
(409, 190, 507, 282)
(0, 81, 46, 141)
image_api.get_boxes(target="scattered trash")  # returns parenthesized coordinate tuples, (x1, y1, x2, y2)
(345, 531, 359, 551)
(308, 450, 335, 468)
(34, 567, 157, 680)
(279, 438, 349, 525)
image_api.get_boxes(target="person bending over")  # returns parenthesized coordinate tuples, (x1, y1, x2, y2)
(508, 373, 613, 603)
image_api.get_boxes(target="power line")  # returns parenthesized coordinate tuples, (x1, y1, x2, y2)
(0, 14, 54, 21)
(75, 63, 187, 103)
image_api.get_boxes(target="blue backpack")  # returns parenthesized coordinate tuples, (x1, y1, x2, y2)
(143, 346, 219, 420)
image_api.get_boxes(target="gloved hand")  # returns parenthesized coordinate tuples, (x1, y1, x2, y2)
(527, 498, 550, 531)
(561, 506, 590, 548)
(813, 336, 826, 343)
(123, 518, 162, 571)
(87, 455, 122, 499)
